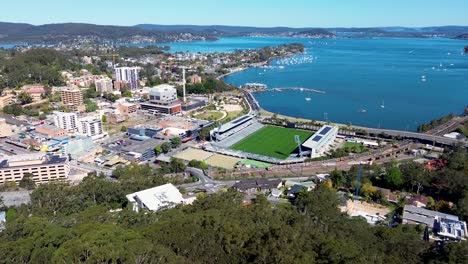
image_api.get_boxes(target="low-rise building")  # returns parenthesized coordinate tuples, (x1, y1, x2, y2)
(190, 74, 202, 84)
(0, 118, 15, 138)
(35, 124, 66, 138)
(115, 100, 138, 115)
(233, 179, 283, 194)
(403, 205, 467, 240)
(140, 85, 181, 115)
(22, 84, 46, 102)
(0, 153, 69, 185)
(120, 138, 165, 163)
(126, 183, 195, 212)
(0, 94, 14, 109)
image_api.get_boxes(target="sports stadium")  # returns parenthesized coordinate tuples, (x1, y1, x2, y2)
(208, 115, 338, 164)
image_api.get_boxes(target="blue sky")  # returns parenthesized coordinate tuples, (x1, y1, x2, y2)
(2, 0, 468, 27)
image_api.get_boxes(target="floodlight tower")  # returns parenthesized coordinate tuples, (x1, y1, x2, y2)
(295, 135, 303, 158)
(354, 165, 363, 202)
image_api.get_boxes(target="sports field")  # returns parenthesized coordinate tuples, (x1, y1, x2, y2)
(231, 126, 313, 159)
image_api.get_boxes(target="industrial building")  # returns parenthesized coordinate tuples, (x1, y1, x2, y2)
(0, 153, 69, 185)
(140, 85, 182, 115)
(302, 125, 339, 158)
(126, 183, 196, 212)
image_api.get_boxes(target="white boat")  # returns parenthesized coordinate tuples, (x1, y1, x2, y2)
(359, 109, 367, 113)
(305, 97, 311, 101)
(380, 100, 385, 109)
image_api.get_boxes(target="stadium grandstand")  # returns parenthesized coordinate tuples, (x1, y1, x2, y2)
(302, 125, 339, 158)
(210, 115, 264, 148)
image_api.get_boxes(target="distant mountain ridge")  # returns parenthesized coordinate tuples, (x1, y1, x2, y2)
(1, 22, 468, 44)
(0, 22, 215, 43)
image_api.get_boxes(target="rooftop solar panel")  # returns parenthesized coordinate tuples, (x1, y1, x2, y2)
(312, 135, 322, 142)
(319, 126, 332, 135)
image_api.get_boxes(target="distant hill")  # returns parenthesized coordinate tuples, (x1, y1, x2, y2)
(456, 34, 468, 40)
(1, 22, 468, 44)
(0, 22, 214, 43)
(135, 24, 314, 34)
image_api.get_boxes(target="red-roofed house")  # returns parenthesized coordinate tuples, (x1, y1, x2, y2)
(425, 159, 447, 171)
(407, 195, 429, 208)
(22, 84, 46, 102)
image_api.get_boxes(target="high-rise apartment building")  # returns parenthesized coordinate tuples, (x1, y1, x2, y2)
(114, 67, 140, 91)
(61, 87, 85, 112)
(53, 111, 79, 132)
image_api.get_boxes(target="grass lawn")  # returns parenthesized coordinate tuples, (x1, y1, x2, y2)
(194, 111, 224, 121)
(343, 142, 368, 153)
(231, 126, 313, 159)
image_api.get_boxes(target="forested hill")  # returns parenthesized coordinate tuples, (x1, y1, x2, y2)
(0, 22, 215, 43)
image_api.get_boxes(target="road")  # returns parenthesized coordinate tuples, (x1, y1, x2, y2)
(360, 127, 467, 147)
(425, 116, 468, 136)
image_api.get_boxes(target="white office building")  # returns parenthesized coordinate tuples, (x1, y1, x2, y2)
(126, 183, 196, 212)
(53, 111, 79, 132)
(302, 125, 339, 158)
(114, 67, 140, 91)
(78, 117, 103, 137)
(148, 84, 178, 102)
(95, 78, 114, 93)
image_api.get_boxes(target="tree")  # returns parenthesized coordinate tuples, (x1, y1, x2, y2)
(120, 126, 127, 132)
(85, 99, 98, 112)
(160, 142, 171, 153)
(122, 89, 132, 98)
(386, 167, 403, 189)
(18, 92, 33, 105)
(101, 115, 107, 123)
(171, 137, 182, 148)
(198, 127, 211, 141)
(19, 173, 36, 190)
(330, 169, 345, 188)
(169, 158, 186, 173)
(2, 104, 23, 116)
(154, 145, 163, 156)
(84, 87, 97, 99)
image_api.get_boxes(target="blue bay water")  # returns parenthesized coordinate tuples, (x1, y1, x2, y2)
(220, 37, 468, 131)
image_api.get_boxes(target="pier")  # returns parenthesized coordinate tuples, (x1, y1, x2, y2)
(245, 86, 326, 94)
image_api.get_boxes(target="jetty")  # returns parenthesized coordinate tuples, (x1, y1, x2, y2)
(246, 86, 326, 94)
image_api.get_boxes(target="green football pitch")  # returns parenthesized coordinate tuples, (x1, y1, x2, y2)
(230, 126, 313, 159)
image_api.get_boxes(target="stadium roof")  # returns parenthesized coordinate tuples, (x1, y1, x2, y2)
(302, 125, 338, 149)
(215, 115, 253, 134)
